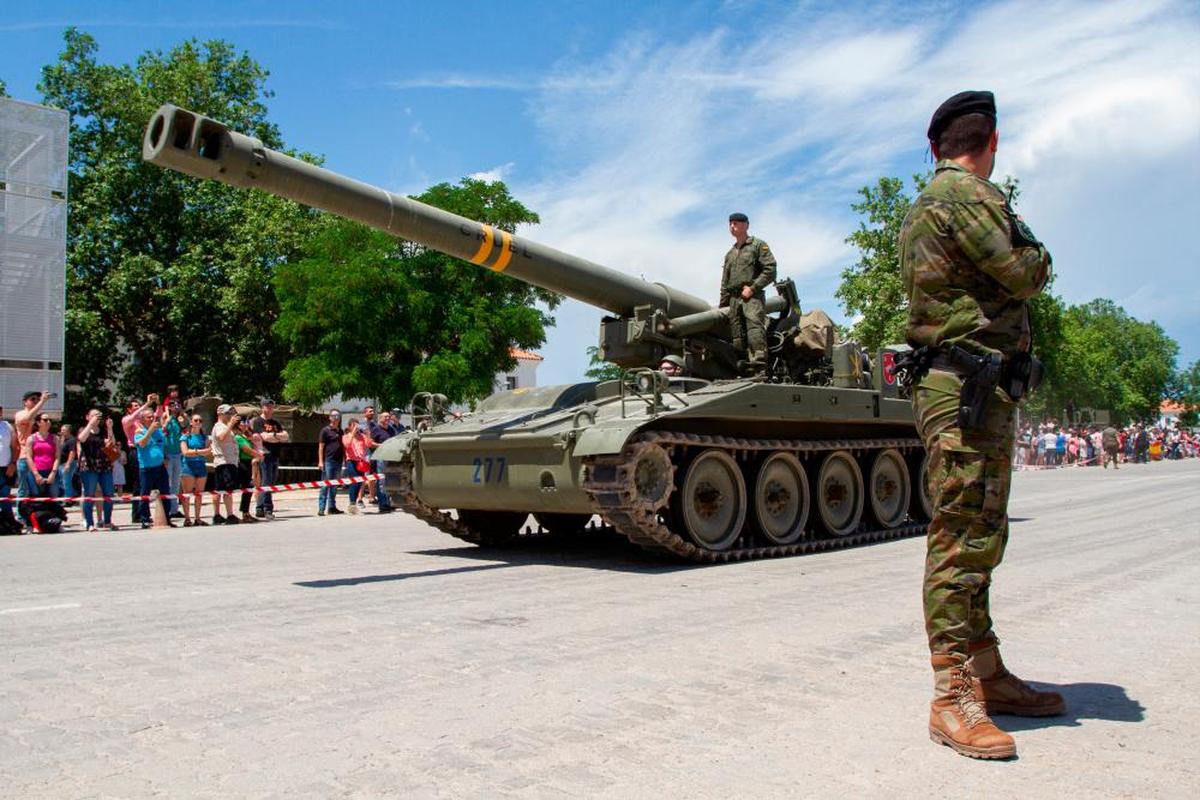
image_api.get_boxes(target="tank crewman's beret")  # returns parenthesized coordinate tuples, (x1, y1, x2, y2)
(728, 212, 749, 223)
(927, 90, 996, 142)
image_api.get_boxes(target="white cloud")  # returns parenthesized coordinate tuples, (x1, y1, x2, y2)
(467, 162, 516, 183)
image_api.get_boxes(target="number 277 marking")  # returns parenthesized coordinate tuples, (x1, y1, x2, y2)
(471, 456, 507, 484)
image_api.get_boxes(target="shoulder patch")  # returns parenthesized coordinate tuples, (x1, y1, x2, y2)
(759, 243, 770, 253)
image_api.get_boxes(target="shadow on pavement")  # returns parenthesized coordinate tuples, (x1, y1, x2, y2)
(408, 531, 705, 575)
(294, 531, 702, 585)
(999, 682, 1145, 730)
(294, 562, 515, 588)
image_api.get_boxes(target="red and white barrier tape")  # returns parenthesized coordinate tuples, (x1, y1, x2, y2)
(8, 473, 385, 504)
(1013, 453, 1106, 471)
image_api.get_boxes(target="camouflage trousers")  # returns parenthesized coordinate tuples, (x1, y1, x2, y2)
(729, 294, 767, 361)
(913, 369, 1016, 662)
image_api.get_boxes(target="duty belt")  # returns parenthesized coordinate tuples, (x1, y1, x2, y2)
(894, 345, 1044, 430)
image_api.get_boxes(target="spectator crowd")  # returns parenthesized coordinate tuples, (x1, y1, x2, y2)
(1014, 419, 1199, 469)
(0, 388, 407, 535)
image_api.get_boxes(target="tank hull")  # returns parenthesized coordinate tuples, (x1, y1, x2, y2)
(381, 379, 929, 561)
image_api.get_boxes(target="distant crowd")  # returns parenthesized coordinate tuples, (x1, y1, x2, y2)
(1014, 421, 1199, 468)
(0, 388, 406, 535)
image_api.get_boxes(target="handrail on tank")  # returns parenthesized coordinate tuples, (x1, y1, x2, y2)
(142, 104, 712, 319)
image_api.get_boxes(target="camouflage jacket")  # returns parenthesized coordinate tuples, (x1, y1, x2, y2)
(899, 160, 1051, 358)
(720, 236, 777, 306)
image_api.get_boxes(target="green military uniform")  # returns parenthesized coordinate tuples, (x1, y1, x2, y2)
(899, 159, 1051, 663)
(720, 236, 777, 363)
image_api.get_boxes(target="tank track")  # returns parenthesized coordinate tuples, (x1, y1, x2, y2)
(387, 462, 496, 546)
(387, 462, 592, 546)
(581, 431, 927, 563)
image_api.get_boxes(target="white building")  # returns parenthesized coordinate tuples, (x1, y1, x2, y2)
(495, 348, 542, 392)
(0, 98, 67, 416)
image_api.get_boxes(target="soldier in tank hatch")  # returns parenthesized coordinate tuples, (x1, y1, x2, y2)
(719, 212, 776, 373)
(658, 355, 685, 377)
(899, 90, 1062, 760)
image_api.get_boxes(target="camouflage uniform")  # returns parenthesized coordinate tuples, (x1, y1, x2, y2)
(720, 236, 777, 363)
(1102, 426, 1119, 468)
(899, 160, 1051, 662)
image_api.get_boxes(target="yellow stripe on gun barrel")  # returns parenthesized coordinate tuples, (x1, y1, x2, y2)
(469, 225, 494, 264)
(492, 231, 514, 272)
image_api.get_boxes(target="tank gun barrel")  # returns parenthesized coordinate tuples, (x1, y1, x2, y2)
(142, 104, 711, 318)
(665, 295, 789, 337)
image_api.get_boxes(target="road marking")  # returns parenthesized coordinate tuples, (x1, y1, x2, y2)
(0, 603, 82, 615)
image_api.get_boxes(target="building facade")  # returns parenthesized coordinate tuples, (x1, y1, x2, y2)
(0, 98, 67, 416)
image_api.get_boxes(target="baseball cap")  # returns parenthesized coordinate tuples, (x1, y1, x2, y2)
(390, 407, 402, 415)
(216, 403, 234, 414)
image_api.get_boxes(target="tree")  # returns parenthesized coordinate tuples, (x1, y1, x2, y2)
(1050, 299, 1178, 424)
(274, 179, 559, 408)
(37, 29, 319, 409)
(1171, 360, 1200, 427)
(584, 346, 623, 381)
(835, 174, 927, 353)
(0, 79, 8, 97)
(1020, 290, 1067, 419)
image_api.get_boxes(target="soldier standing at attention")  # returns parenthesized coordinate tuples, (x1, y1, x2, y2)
(720, 212, 776, 372)
(899, 90, 1063, 760)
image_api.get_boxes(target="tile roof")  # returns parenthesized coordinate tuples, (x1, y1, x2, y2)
(510, 348, 544, 362)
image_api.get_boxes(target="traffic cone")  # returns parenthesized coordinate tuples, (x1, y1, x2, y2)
(150, 490, 170, 529)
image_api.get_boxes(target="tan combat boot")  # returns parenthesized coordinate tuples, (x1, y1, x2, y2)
(929, 654, 1017, 760)
(968, 637, 1065, 717)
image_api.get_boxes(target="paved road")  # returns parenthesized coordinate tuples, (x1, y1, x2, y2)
(2, 460, 1197, 798)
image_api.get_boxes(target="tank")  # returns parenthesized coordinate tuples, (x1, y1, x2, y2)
(143, 104, 932, 562)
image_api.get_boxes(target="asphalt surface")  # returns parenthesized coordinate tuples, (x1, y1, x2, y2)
(2, 459, 1197, 798)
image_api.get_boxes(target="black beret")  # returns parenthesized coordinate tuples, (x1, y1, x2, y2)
(927, 90, 996, 142)
(728, 212, 749, 223)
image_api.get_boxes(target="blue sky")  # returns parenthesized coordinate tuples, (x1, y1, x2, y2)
(3, 0, 1198, 387)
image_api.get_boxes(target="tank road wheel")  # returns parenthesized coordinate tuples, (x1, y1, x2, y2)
(455, 510, 526, 545)
(814, 451, 864, 537)
(752, 452, 809, 545)
(534, 512, 594, 536)
(674, 449, 747, 552)
(630, 442, 674, 511)
(907, 451, 934, 523)
(866, 448, 911, 529)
